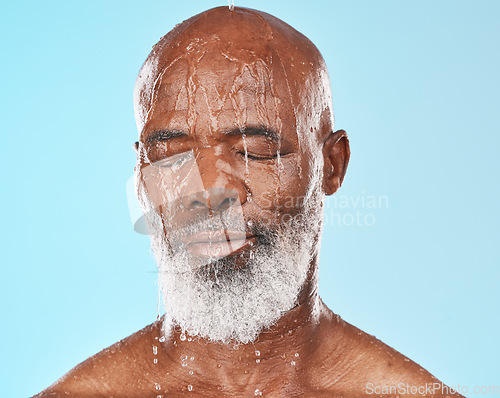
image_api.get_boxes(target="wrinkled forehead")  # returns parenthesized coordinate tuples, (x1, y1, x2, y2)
(136, 43, 295, 143)
(134, 7, 334, 145)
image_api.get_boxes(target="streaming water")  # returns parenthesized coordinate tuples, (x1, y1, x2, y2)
(130, 8, 334, 396)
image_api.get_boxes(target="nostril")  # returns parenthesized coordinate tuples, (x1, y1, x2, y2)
(191, 200, 205, 209)
(217, 197, 235, 211)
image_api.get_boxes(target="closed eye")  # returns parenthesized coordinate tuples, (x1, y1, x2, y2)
(238, 152, 278, 161)
(154, 151, 192, 169)
(247, 153, 277, 160)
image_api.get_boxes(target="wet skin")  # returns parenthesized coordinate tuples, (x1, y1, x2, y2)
(35, 6, 464, 398)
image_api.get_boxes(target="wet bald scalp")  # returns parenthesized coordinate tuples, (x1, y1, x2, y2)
(134, 6, 334, 145)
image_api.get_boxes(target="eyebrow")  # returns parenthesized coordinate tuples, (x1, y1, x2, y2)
(223, 126, 281, 141)
(146, 126, 281, 143)
(146, 129, 188, 143)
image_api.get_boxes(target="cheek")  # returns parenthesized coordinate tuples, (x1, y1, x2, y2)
(248, 156, 312, 215)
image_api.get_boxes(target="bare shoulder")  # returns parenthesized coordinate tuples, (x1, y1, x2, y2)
(33, 320, 161, 398)
(303, 304, 464, 398)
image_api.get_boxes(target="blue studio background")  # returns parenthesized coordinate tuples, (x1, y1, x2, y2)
(1, 1, 499, 397)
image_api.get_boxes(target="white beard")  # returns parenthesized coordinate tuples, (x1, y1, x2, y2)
(137, 161, 324, 344)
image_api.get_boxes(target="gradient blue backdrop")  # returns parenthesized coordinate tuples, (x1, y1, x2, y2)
(1, 1, 498, 397)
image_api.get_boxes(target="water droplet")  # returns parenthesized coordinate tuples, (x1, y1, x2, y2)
(152, 346, 158, 355)
(153, 358, 158, 364)
(294, 353, 299, 357)
(187, 337, 192, 342)
(182, 362, 188, 367)
(190, 356, 195, 361)
(233, 344, 239, 350)
(255, 359, 261, 364)
(247, 220, 253, 227)
(290, 360, 296, 366)
(254, 389, 262, 396)
(155, 383, 161, 391)
(189, 370, 194, 375)
(187, 384, 193, 391)
(255, 350, 260, 357)
(159, 336, 166, 343)
(217, 363, 222, 368)
(281, 354, 286, 359)
(181, 355, 188, 361)
(180, 332, 186, 341)
(288, 330, 293, 335)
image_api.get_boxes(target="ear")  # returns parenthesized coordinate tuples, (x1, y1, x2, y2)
(133, 141, 140, 153)
(322, 129, 350, 195)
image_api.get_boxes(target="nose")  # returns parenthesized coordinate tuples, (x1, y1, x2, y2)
(182, 188, 240, 213)
(180, 148, 245, 213)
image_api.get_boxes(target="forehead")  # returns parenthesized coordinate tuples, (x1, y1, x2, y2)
(138, 48, 297, 144)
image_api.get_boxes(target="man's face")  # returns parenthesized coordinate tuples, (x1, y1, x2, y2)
(134, 40, 326, 343)
(138, 51, 319, 227)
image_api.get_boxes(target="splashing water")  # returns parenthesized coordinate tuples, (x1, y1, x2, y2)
(242, 133, 250, 184)
(140, 169, 324, 343)
(130, 10, 331, 346)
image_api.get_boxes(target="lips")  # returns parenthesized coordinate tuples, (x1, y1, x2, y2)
(182, 229, 256, 258)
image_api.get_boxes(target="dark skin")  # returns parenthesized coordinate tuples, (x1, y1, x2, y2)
(36, 7, 463, 398)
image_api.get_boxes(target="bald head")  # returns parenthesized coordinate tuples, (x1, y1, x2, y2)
(134, 6, 334, 147)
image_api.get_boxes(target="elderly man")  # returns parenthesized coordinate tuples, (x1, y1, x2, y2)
(36, 6, 463, 398)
